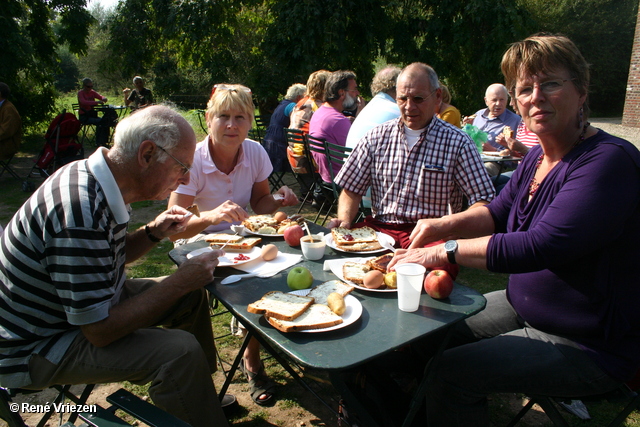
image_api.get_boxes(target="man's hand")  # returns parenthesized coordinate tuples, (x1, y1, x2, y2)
(172, 249, 223, 291)
(326, 218, 351, 229)
(275, 186, 299, 207)
(148, 205, 194, 239)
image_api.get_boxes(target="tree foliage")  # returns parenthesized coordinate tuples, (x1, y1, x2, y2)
(1, 0, 94, 127)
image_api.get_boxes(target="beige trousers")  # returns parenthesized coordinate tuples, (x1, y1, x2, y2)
(26, 278, 229, 427)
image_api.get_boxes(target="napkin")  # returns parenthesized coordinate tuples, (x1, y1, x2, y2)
(231, 252, 302, 277)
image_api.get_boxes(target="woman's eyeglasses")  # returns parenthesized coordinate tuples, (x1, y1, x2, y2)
(211, 84, 252, 97)
(513, 78, 575, 101)
(156, 145, 191, 176)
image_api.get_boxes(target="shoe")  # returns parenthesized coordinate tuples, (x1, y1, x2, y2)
(221, 394, 237, 408)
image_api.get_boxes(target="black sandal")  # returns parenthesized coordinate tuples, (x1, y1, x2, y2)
(240, 358, 277, 406)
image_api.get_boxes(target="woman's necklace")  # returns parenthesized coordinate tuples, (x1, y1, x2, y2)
(528, 122, 590, 198)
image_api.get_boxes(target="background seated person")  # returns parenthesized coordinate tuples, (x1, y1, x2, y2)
(123, 76, 154, 110)
(263, 83, 306, 173)
(167, 83, 297, 406)
(328, 62, 495, 276)
(389, 33, 640, 427)
(77, 77, 112, 146)
(436, 83, 461, 128)
(0, 82, 22, 160)
(0, 105, 229, 427)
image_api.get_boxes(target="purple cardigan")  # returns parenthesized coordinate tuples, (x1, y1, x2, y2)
(486, 130, 640, 381)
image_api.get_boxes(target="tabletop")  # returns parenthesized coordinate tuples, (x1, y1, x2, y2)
(168, 223, 487, 372)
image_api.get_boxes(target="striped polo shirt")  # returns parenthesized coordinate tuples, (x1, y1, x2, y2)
(0, 148, 130, 388)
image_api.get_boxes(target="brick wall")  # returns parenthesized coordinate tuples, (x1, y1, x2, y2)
(623, 8, 640, 127)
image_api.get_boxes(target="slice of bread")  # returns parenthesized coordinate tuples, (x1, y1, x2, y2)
(306, 280, 354, 306)
(209, 237, 262, 252)
(247, 291, 313, 321)
(336, 241, 383, 252)
(266, 304, 343, 332)
(204, 234, 244, 244)
(367, 253, 393, 273)
(331, 226, 378, 245)
(186, 204, 200, 217)
(342, 262, 371, 285)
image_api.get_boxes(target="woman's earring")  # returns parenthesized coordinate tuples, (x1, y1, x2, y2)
(578, 106, 584, 129)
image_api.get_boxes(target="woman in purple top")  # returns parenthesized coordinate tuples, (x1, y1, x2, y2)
(389, 33, 640, 425)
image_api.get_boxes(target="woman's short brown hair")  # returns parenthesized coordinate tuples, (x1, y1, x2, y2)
(206, 84, 254, 123)
(501, 33, 590, 98)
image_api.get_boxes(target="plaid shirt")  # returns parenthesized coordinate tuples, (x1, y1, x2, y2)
(336, 116, 495, 224)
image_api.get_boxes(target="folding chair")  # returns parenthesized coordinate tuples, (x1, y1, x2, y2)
(0, 154, 21, 180)
(322, 140, 353, 226)
(507, 370, 640, 427)
(306, 135, 337, 225)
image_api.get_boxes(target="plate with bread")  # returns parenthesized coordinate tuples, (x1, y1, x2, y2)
(325, 226, 394, 254)
(247, 280, 362, 333)
(328, 254, 397, 292)
(241, 213, 305, 237)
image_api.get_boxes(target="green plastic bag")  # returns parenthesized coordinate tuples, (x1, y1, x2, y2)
(462, 124, 488, 153)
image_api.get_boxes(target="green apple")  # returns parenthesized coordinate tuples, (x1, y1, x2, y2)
(287, 266, 313, 290)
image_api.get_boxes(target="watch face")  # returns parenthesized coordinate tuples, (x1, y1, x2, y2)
(444, 240, 457, 252)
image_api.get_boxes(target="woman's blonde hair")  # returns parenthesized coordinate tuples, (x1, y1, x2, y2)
(306, 70, 332, 101)
(206, 84, 254, 123)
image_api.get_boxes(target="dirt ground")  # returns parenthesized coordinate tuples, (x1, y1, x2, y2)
(3, 117, 637, 426)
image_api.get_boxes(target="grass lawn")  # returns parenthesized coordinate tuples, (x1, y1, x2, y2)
(1, 109, 639, 426)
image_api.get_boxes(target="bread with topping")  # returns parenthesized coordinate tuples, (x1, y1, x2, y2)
(247, 291, 314, 321)
(306, 280, 354, 306)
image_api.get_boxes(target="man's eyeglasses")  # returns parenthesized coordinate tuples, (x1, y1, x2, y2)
(397, 89, 437, 105)
(156, 145, 191, 176)
(513, 78, 575, 101)
(211, 84, 252, 97)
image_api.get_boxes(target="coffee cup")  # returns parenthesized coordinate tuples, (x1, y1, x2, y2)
(300, 235, 326, 260)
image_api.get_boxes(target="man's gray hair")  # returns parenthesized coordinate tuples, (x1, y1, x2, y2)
(370, 66, 401, 96)
(111, 105, 183, 163)
(399, 63, 440, 92)
(285, 83, 306, 100)
(324, 70, 357, 102)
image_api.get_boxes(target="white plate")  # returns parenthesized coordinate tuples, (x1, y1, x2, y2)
(245, 229, 285, 238)
(324, 232, 395, 255)
(286, 289, 363, 333)
(186, 246, 262, 267)
(327, 257, 397, 293)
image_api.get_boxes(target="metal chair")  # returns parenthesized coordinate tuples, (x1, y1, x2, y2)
(507, 377, 640, 427)
(0, 154, 21, 180)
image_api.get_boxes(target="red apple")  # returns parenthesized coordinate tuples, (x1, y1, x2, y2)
(284, 225, 305, 246)
(423, 269, 454, 299)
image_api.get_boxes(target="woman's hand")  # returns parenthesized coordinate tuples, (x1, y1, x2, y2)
(388, 246, 444, 271)
(275, 186, 299, 207)
(203, 200, 249, 226)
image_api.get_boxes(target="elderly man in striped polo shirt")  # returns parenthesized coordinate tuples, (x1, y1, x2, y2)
(0, 106, 229, 427)
(329, 63, 495, 270)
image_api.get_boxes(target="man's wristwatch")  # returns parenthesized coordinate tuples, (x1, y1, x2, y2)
(444, 240, 458, 264)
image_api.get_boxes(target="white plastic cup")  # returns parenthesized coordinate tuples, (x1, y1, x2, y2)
(396, 263, 426, 312)
(300, 235, 326, 260)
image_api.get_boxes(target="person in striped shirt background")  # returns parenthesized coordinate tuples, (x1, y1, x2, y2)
(0, 105, 230, 427)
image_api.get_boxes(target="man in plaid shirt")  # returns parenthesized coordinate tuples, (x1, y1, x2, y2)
(329, 62, 495, 256)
